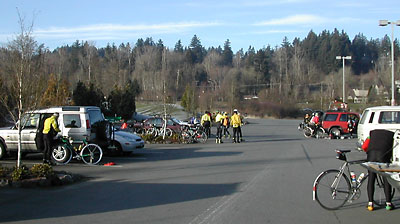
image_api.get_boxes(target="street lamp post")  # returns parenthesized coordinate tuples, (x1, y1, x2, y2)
(379, 20, 400, 106)
(336, 56, 352, 102)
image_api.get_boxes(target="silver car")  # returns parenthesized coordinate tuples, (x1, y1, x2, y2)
(109, 129, 145, 155)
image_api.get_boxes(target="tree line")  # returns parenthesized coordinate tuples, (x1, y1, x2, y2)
(1, 28, 400, 123)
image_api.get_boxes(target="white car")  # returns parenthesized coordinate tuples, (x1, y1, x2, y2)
(109, 129, 145, 155)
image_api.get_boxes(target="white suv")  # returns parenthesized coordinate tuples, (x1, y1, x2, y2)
(358, 106, 400, 143)
(0, 106, 107, 159)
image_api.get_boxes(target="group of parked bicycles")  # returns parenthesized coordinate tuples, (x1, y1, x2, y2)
(142, 122, 208, 144)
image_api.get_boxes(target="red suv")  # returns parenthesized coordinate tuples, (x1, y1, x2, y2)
(321, 111, 359, 138)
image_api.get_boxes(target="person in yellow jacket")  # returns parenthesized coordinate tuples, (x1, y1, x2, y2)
(215, 111, 224, 143)
(230, 109, 242, 143)
(201, 111, 211, 137)
(43, 112, 61, 164)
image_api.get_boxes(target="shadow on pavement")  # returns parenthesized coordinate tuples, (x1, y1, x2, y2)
(0, 180, 240, 222)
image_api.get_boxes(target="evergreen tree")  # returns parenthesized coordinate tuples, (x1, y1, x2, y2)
(222, 39, 233, 66)
(108, 79, 140, 120)
(181, 84, 197, 114)
(351, 33, 373, 75)
(72, 81, 103, 106)
(174, 40, 184, 53)
(189, 35, 205, 63)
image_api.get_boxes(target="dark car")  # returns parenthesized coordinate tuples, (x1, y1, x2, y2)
(321, 111, 359, 138)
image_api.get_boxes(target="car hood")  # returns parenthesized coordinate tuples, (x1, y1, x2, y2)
(114, 131, 141, 140)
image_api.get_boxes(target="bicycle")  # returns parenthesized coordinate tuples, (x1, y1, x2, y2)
(51, 136, 103, 165)
(180, 124, 208, 144)
(303, 123, 325, 138)
(145, 124, 173, 137)
(313, 149, 395, 210)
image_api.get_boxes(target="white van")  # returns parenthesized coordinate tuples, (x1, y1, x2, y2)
(0, 106, 107, 158)
(357, 106, 400, 145)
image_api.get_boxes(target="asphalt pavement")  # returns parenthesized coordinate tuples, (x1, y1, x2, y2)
(1, 118, 399, 224)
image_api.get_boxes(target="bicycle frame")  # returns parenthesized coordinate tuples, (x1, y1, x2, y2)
(60, 137, 81, 160)
(313, 149, 363, 199)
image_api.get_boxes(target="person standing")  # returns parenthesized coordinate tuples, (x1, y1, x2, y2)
(201, 111, 211, 137)
(43, 112, 61, 165)
(215, 111, 224, 144)
(222, 112, 231, 138)
(362, 129, 395, 211)
(238, 112, 244, 142)
(230, 109, 241, 143)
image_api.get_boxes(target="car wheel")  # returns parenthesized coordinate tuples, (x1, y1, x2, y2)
(330, 128, 341, 138)
(51, 145, 72, 164)
(0, 142, 6, 159)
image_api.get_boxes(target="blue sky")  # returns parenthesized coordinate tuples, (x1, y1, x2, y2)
(1, 0, 399, 52)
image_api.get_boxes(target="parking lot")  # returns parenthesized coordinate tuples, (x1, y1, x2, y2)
(1, 118, 400, 224)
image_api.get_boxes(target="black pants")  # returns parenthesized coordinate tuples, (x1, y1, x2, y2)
(367, 170, 392, 203)
(203, 121, 211, 137)
(216, 123, 222, 139)
(367, 150, 392, 203)
(43, 134, 53, 161)
(223, 126, 230, 136)
(233, 127, 240, 142)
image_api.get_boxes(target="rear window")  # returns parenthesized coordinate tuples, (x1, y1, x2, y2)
(324, 114, 338, 122)
(378, 111, 400, 124)
(88, 109, 105, 125)
(63, 114, 81, 128)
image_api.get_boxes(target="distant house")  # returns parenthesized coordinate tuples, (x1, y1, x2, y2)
(349, 89, 368, 103)
(349, 85, 392, 104)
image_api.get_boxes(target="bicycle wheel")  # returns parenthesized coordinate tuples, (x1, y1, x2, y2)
(304, 127, 312, 138)
(80, 144, 103, 165)
(161, 128, 173, 137)
(373, 175, 396, 207)
(195, 131, 208, 143)
(313, 169, 351, 210)
(179, 131, 191, 144)
(315, 128, 325, 139)
(51, 144, 72, 165)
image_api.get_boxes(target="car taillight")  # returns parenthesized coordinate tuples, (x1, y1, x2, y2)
(86, 120, 90, 129)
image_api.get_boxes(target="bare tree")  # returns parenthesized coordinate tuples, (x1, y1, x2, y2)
(0, 11, 41, 167)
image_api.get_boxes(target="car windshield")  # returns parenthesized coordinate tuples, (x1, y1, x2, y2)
(359, 110, 369, 124)
(171, 118, 181, 124)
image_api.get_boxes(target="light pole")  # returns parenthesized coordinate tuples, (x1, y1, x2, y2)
(336, 56, 352, 102)
(379, 20, 400, 106)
